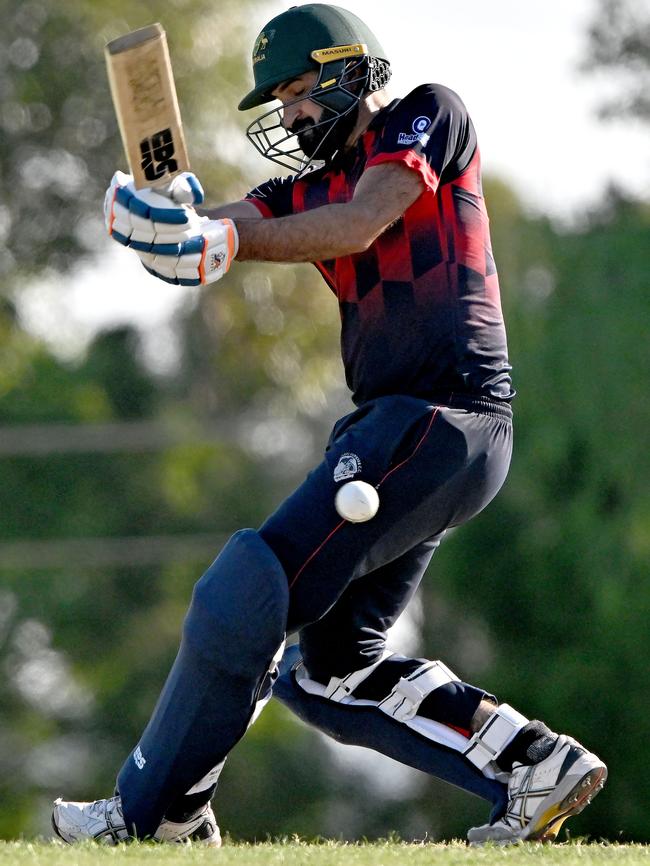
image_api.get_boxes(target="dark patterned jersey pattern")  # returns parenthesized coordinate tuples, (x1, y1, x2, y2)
(245, 84, 514, 406)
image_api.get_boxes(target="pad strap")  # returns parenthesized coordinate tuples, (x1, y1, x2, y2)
(463, 703, 528, 770)
(378, 660, 459, 722)
(324, 649, 394, 701)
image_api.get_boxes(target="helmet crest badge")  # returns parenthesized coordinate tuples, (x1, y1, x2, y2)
(253, 31, 270, 65)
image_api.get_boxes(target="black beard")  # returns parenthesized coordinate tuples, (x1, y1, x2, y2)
(294, 119, 324, 157)
(292, 106, 359, 162)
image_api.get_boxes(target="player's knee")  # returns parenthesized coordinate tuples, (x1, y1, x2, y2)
(183, 529, 289, 672)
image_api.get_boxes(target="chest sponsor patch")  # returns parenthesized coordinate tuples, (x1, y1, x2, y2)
(333, 452, 362, 482)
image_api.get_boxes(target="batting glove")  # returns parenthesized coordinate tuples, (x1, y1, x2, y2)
(104, 170, 207, 253)
(136, 219, 239, 286)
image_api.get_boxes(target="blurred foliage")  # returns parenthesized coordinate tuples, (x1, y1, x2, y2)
(583, 0, 650, 121)
(0, 0, 649, 848)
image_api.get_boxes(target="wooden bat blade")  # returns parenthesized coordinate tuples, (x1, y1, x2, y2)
(105, 23, 190, 189)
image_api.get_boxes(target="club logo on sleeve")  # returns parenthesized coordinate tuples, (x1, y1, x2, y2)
(397, 115, 432, 146)
(412, 116, 431, 133)
(333, 453, 362, 482)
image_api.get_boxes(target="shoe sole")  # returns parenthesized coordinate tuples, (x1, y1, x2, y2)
(522, 765, 608, 842)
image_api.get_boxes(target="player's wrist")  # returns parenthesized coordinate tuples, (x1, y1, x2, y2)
(230, 218, 249, 261)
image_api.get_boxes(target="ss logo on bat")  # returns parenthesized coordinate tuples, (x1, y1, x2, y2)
(140, 128, 178, 180)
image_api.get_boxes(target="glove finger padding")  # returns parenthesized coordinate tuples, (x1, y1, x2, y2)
(165, 172, 205, 206)
(104, 171, 207, 252)
(138, 219, 238, 286)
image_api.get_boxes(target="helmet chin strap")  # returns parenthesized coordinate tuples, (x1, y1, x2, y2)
(244, 55, 376, 174)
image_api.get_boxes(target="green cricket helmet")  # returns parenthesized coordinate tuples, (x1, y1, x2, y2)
(239, 4, 391, 173)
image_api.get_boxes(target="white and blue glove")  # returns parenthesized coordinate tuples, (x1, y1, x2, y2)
(104, 170, 206, 252)
(104, 171, 238, 286)
(136, 218, 239, 286)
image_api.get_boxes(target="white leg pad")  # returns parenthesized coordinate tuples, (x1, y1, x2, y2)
(463, 703, 528, 770)
(297, 670, 505, 780)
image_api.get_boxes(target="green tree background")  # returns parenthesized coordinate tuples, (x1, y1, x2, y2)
(0, 0, 648, 844)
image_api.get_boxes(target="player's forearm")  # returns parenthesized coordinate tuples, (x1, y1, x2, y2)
(234, 203, 380, 263)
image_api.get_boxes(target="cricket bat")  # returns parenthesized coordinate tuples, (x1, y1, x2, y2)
(105, 23, 190, 189)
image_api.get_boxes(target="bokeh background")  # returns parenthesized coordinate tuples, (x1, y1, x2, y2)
(0, 0, 648, 843)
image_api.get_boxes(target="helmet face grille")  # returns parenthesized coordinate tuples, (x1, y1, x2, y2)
(245, 55, 376, 175)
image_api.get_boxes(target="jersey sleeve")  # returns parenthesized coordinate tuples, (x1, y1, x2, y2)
(243, 175, 296, 218)
(366, 84, 477, 194)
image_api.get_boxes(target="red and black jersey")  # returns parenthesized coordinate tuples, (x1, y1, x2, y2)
(245, 84, 514, 406)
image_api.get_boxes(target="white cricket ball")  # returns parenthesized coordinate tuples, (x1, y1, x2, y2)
(334, 480, 380, 522)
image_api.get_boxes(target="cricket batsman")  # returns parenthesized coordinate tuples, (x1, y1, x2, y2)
(52, 4, 607, 846)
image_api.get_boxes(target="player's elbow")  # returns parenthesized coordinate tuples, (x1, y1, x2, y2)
(346, 236, 371, 255)
(352, 229, 377, 253)
(345, 209, 387, 254)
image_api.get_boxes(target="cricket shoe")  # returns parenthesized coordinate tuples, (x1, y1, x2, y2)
(52, 795, 221, 847)
(467, 734, 607, 845)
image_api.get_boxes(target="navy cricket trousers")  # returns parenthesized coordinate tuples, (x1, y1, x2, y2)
(152, 392, 513, 827)
(259, 393, 513, 686)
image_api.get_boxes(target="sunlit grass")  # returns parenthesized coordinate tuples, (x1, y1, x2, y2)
(1, 839, 649, 866)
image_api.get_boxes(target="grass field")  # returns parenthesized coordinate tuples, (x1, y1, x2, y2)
(1, 841, 649, 866)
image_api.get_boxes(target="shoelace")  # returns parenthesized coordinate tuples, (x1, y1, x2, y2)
(89, 797, 124, 829)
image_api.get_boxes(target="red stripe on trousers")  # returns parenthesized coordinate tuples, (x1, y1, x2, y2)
(289, 405, 442, 590)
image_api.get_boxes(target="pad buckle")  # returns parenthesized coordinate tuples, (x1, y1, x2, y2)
(325, 650, 393, 702)
(379, 660, 458, 722)
(463, 703, 528, 770)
